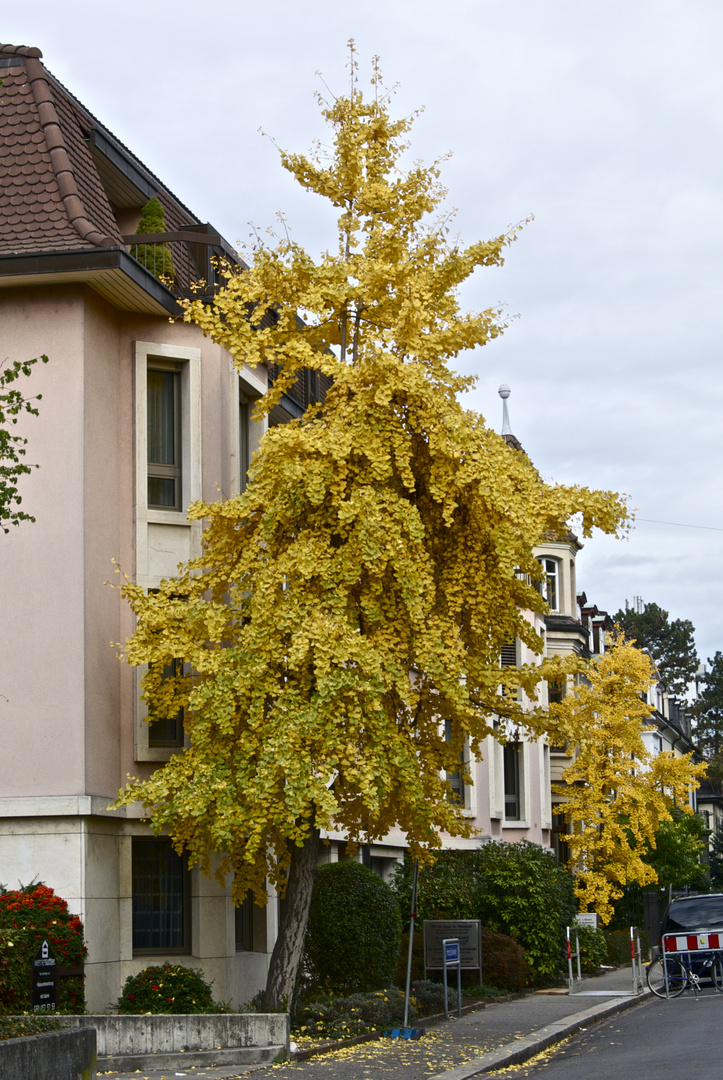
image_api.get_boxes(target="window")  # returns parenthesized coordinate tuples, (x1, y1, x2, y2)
(548, 679, 563, 705)
(235, 889, 256, 951)
(239, 392, 251, 492)
(134, 341, 202, 528)
(503, 741, 522, 820)
(552, 812, 569, 864)
(148, 658, 184, 748)
(500, 641, 517, 667)
(147, 367, 181, 509)
(132, 838, 190, 953)
(541, 558, 559, 612)
(547, 680, 567, 753)
(445, 720, 465, 806)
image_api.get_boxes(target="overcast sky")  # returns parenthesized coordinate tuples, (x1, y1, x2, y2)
(6, 0, 722, 673)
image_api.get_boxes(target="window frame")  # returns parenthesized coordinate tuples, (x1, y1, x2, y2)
(235, 889, 256, 952)
(131, 837, 191, 956)
(228, 365, 266, 496)
(134, 340, 202, 522)
(542, 558, 560, 613)
(444, 719, 467, 807)
(147, 657, 185, 748)
(503, 741, 523, 821)
(146, 365, 182, 510)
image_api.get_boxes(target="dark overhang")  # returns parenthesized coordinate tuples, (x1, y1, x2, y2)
(87, 128, 159, 209)
(0, 247, 180, 316)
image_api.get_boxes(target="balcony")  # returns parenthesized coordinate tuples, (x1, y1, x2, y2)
(122, 223, 243, 302)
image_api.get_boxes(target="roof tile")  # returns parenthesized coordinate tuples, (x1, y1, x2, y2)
(0, 52, 116, 255)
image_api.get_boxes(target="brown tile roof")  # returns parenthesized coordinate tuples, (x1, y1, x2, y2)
(51, 78, 121, 243)
(0, 44, 122, 254)
(0, 44, 252, 318)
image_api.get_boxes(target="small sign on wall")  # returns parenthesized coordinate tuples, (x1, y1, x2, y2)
(575, 913, 599, 930)
(32, 939, 57, 1013)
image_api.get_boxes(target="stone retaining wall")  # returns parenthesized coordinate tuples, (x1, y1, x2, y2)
(57, 1012, 288, 1069)
(0, 1027, 96, 1080)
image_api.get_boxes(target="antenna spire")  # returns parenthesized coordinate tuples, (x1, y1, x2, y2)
(499, 384, 513, 436)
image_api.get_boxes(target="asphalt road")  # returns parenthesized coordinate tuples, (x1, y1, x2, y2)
(499, 990, 723, 1080)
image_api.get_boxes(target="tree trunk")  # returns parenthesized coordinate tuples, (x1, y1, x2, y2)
(264, 827, 320, 1011)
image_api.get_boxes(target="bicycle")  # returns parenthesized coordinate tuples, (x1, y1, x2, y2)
(646, 951, 723, 998)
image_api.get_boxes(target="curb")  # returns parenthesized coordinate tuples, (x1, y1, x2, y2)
(427, 989, 650, 1079)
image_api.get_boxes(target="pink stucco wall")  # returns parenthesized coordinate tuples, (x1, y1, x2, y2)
(1, 286, 88, 796)
(0, 283, 243, 800)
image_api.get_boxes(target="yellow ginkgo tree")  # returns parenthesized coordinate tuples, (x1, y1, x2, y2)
(548, 634, 705, 925)
(116, 52, 629, 1008)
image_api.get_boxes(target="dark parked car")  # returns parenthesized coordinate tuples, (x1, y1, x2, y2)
(659, 894, 723, 977)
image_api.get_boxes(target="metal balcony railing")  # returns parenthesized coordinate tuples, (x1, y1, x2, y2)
(122, 223, 242, 301)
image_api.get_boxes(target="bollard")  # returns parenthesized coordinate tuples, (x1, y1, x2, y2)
(630, 926, 644, 994)
(566, 926, 582, 993)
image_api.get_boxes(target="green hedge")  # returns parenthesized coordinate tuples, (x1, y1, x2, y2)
(480, 926, 529, 989)
(574, 925, 608, 973)
(304, 861, 402, 994)
(394, 843, 576, 983)
(0, 1015, 60, 1040)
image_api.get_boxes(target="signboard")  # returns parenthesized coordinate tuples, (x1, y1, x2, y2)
(575, 913, 599, 930)
(424, 920, 481, 971)
(444, 939, 460, 965)
(32, 940, 57, 1013)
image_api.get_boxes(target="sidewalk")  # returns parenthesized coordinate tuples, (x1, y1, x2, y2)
(97, 965, 649, 1080)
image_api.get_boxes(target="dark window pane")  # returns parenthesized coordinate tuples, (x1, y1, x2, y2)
(239, 397, 250, 492)
(235, 890, 255, 951)
(132, 840, 187, 951)
(148, 660, 184, 747)
(148, 712, 181, 746)
(544, 559, 558, 611)
(504, 742, 521, 820)
(147, 476, 176, 508)
(147, 370, 176, 466)
(548, 680, 563, 705)
(445, 719, 465, 805)
(147, 369, 180, 510)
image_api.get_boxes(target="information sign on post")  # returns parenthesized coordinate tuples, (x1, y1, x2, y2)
(574, 913, 599, 930)
(32, 939, 57, 1013)
(442, 938, 462, 1020)
(423, 920, 482, 978)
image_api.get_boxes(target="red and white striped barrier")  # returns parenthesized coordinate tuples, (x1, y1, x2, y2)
(663, 931, 723, 953)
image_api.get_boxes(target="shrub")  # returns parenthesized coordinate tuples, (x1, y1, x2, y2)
(295, 987, 411, 1038)
(603, 928, 650, 965)
(304, 862, 402, 993)
(0, 883, 86, 1014)
(409, 979, 459, 1014)
(393, 842, 576, 984)
(480, 927, 529, 990)
(574, 925, 608, 974)
(117, 963, 222, 1014)
(393, 929, 425, 986)
(132, 197, 175, 281)
(473, 843, 575, 981)
(0, 1015, 60, 1040)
